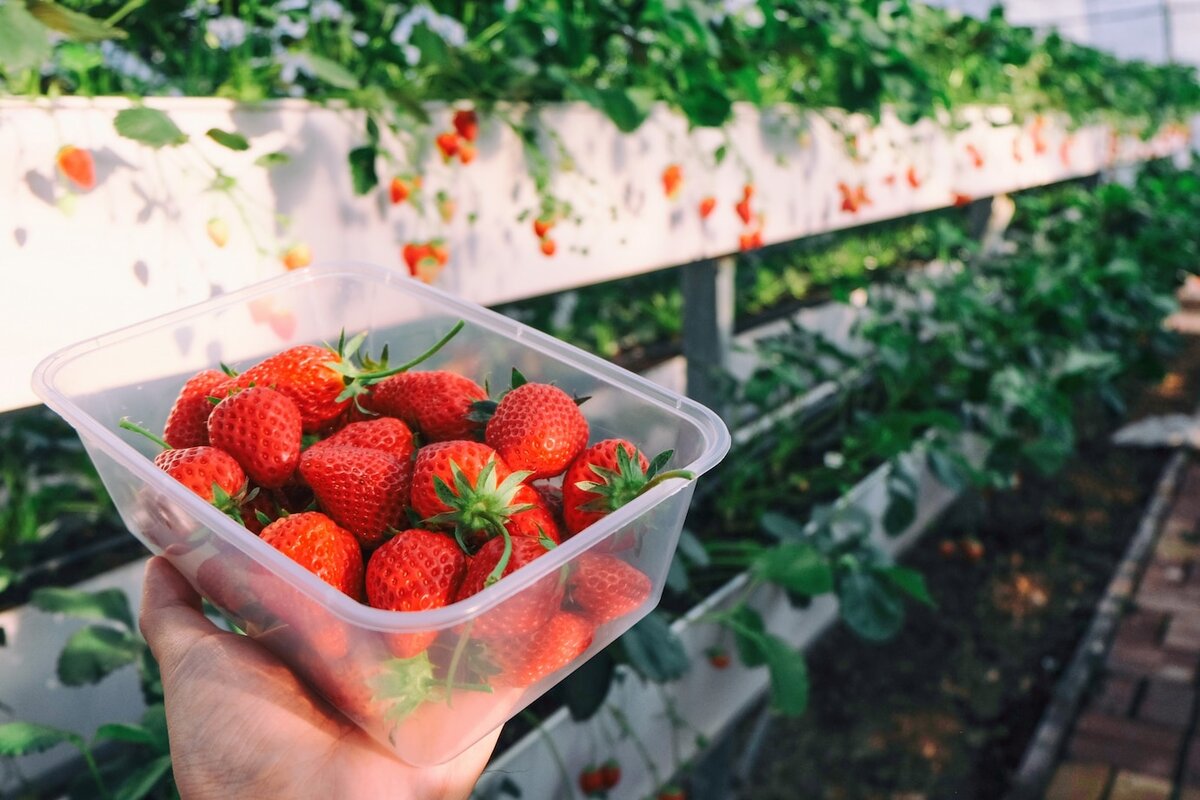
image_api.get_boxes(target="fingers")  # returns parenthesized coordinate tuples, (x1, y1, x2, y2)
(139, 556, 219, 675)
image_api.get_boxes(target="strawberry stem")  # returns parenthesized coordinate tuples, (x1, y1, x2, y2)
(484, 528, 513, 588)
(356, 319, 465, 382)
(118, 417, 169, 451)
(639, 469, 696, 496)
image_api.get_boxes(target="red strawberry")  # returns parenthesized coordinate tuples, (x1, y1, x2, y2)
(368, 370, 486, 443)
(436, 131, 460, 161)
(453, 109, 479, 142)
(163, 368, 232, 448)
(390, 177, 410, 205)
(699, 196, 716, 219)
(505, 484, 563, 544)
(707, 647, 732, 669)
(533, 217, 555, 238)
(240, 488, 281, 534)
(207, 387, 302, 488)
(739, 230, 763, 252)
(236, 344, 350, 433)
(365, 529, 467, 657)
(965, 143, 984, 169)
(458, 142, 477, 164)
(952, 192, 972, 207)
(154, 446, 246, 509)
(485, 383, 589, 479)
(488, 611, 593, 687)
(600, 760, 621, 790)
(742, 182, 755, 200)
(906, 165, 922, 189)
(735, 196, 753, 224)
(310, 417, 415, 462)
(568, 553, 651, 624)
(299, 445, 411, 549)
(540, 238, 557, 257)
(56, 145, 95, 191)
(580, 765, 606, 796)
(661, 164, 683, 199)
(259, 512, 364, 600)
(456, 535, 562, 638)
(562, 439, 693, 534)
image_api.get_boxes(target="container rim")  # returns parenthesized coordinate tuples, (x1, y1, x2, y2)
(31, 261, 731, 631)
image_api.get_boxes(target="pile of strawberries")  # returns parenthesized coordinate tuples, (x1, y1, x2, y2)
(122, 322, 691, 689)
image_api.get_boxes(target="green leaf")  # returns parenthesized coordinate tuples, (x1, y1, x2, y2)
(926, 447, 965, 492)
(0, 722, 83, 756)
(838, 570, 905, 642)
(595, 87, 652, 133)
(348, 145, 379, 195)
(879, 566, 936, 608)
(300, 51, 359, 90)
(32, 587, 134, 629)
(558, 649, 614, 721)
(205, 128, 249, 151)
(114, 108, 188, 149)
(0, 2, 52, 73)
(94, 723, 157, 748)
(369, 655, 434, 723)
(58, 625, 143, 686)
(882, 493, 916, 536)
(26, 0, 126, 42)
(255, 151, 291, 168)
(751, 542, 833, 596)
(728, 605, 768, 667)
(759, 511, 807, 540)
(619, 612, 689, 683)
(762, 636, 809, 715)
(1057, 347, 1119, 379)
(113, 753, 172, 800)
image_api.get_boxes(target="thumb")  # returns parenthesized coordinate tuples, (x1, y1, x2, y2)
(139, 556, 219, 674)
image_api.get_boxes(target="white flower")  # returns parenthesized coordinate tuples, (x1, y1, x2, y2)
(350, 30, 369, 46)
(273, 15, 309, 40)
(823, 452, 846, 469)
(310, 0, 345, 22)
(543, 26, 558, 46)
(390, 6, 465, 48)
(277, 51, 314, 84)
(503, 0, 519, 11)
(276, 0, 307, 11)
(849, 287, 869, 307)
(206, 16, 247, 49)
(741, 5, 765, 28)
(403, 44, 421, 66)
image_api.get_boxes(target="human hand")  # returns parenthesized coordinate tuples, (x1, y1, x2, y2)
(139, 556, 501, 800)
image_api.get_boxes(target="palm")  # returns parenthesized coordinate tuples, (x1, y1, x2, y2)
(140, 557, 499, 800)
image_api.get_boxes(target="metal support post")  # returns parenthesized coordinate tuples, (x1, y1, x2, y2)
(681, 255, 736, 417)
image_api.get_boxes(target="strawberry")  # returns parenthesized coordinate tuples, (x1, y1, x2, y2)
(707, 647, 731, 669)
(661, 164, 683, 199)
(484, 382, 589, 479)
(567, 553, 651, 624)
(240, 488, 281, 534)
(457, 142, 477, 164)
(389, 177, 411, 205)
(487, 611, 593, 687)
(260, 512, 364, 601)
(153, 446, 247, 514)
(952, 192, 973, 207)
(163, 368, 232, 448)
(657, 787, 686, 800)
(742, 182, 755, 200)
(533, 217, 555, 239)
(540, 238, 557, 257)
(580, 765, 606, 796)
(965, 143, 984, 169)
(56, 145, 95, 191)
(1012, 137, 1024, 164)
(563, 440, 693, 534)
(699, 196, 716, 219)
(456, 535, 562, 638)
(310, 417, 415, 462)
(206, 217, 230, 247)
(906, 165, 922, 189)
(453, 109, 479, 143)
(282, 243, 312, 270)
(739, 229, 764, 252)
(365, 528, 467, 657)
(600, 760, 621, 790)
(883, 173, 897, 186)
(436, 131, 460, 161)
(207, 386, 303, 488)
(437, 191, 456, 223)
(368, 370, 486, 442)
(505, 484, 563, 545)
(429, 240, 450, 266)
(735, 196, 753, 224)
(299, 445, 411, 549)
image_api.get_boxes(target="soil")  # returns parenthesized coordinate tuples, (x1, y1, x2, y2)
(737, 331, 1200, 799)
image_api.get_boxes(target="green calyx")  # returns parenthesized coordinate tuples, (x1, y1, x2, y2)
(577, 445, 695, 513)
(324, 319, 466, 406)
(425, 458, 535, 552)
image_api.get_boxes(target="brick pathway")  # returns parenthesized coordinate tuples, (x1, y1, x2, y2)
(1045, 462, 1200, 800)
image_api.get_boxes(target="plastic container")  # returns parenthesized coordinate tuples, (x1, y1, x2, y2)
(32, 262, 730, 766)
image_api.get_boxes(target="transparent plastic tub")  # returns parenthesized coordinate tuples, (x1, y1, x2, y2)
(32, 262, 730, 766)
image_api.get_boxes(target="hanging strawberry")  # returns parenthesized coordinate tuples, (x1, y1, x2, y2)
(206, 217, 230, 248)
(661, 164, 683, 199)
(56, 145, 96, 191)
(282, 243, 312, 270)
